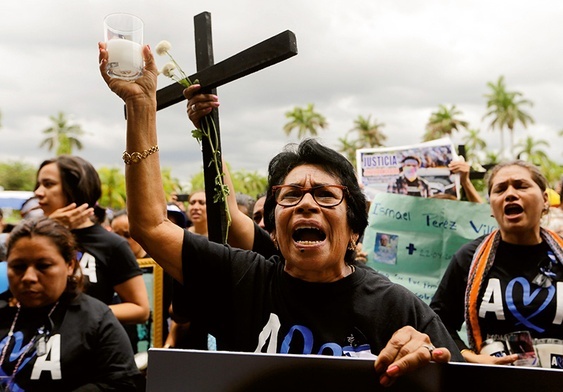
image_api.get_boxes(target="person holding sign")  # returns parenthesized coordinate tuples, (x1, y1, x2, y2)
(431, 160, 563, 367)
(0, 217, 142, 391)
(448, 157, 484, 203)
(98, 43, 463, 387)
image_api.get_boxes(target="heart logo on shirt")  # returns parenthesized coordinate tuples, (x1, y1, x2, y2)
(506, 277, 555, 333)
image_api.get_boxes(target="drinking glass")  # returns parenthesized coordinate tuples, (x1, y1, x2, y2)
(103, 13, 144, 80)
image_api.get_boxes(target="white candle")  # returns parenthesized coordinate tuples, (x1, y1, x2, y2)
(106, 38, 143, 79)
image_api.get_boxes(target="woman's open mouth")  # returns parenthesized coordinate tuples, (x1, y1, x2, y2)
(292, 226, 326, 246)
(503, 204, 525, 221)
(504, 204, 524, 217)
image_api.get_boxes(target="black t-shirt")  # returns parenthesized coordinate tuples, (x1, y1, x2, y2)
(0, 294, 141, 391)
(252, 222, 277, 258)
(431, 236, 563, 349)
(181, 230, 464, 360)
(72, 224, 142, 305)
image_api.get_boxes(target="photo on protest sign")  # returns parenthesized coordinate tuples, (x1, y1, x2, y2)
(363, 192, 498, 303)
(356, 138, 460, 200)
(373, 232, 399, 265)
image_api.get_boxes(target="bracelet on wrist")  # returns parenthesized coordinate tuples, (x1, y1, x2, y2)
(122, 145, 159, 165)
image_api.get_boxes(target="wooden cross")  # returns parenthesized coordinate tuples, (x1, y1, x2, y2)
(156, 12, 297, 244)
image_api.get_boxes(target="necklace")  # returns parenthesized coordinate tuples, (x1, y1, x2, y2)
(0, 301, 59, 390)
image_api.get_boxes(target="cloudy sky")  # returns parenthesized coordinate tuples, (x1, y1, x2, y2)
(1, 0, 562, 189)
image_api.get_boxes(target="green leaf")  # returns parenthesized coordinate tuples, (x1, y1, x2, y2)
(179, 78, 191, 88)
(191, 129, 203, 142)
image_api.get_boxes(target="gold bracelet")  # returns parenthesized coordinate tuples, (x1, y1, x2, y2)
(460, 349, 475, 355)
(122, 145, 159, 165)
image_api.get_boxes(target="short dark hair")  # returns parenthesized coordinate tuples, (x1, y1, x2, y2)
(401, 155, 421, 166)
(486, 160, 548, 195)
(7, 216, 83, 296)
(264, 139, 368, 263)
(38, 155, 102, 208)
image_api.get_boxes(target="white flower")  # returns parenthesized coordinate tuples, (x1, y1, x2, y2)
(155, 40, 172, 56)
(156, 39, 193, 87)
(160, 62, 176, 77)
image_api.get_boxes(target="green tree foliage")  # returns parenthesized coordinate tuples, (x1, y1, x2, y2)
(515, 136, 549, 165)
(230, 169, 268, 199)
(161, 167, 183, 197)
(539, 160, 563, 188)
(484, 150, 501, 166)
(283, 104, 328, 139)
(39, 112, 86, 156)
(96, 166, 182, 211)
(512, 136, 562, 186)
(424, 104, 469, 142)
(461, 128, 487, 164)
(351, 115, 387, 148)
(189, 171, 205, 194)
(336, 115, 387, 168)
(97, 166, 126, 210)
(336, 134, 361, 168)
(189, 164, 267, 200)
(483, 76, 534, 157)
(0, 161, 36, 191)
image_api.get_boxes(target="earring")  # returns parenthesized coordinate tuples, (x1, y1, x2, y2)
(348, 240, 357, 251)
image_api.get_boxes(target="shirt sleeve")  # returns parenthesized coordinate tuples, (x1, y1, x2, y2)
(109, 240, 143, 287)
(430, 240, 479, 351)
(81, 304, 143, 391)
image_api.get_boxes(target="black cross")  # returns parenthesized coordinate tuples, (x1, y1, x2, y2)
(405, 243, 417, 255)
(156, 12, 297, 244)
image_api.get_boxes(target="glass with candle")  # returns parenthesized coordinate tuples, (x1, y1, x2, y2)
(103, 13, 144, 81)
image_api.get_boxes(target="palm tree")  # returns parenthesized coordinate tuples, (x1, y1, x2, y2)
(351, 115, 386, 148)
(336, 134, 361, 167)
(283, 104, 327, 139)
(515, 136, 550, 165)
(39, 112, 85, 155)
(461, 128, 487, 163)
(484, 150, 501, 166)
(483, 76, 534, 158)
(423, 104, 469, 142)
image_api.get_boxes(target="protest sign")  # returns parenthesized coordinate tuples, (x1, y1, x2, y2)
(364, 192, 498, 303)
(357, 138, 460, 200)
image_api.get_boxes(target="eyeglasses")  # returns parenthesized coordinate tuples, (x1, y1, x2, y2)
(272, 184, 348, 208)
